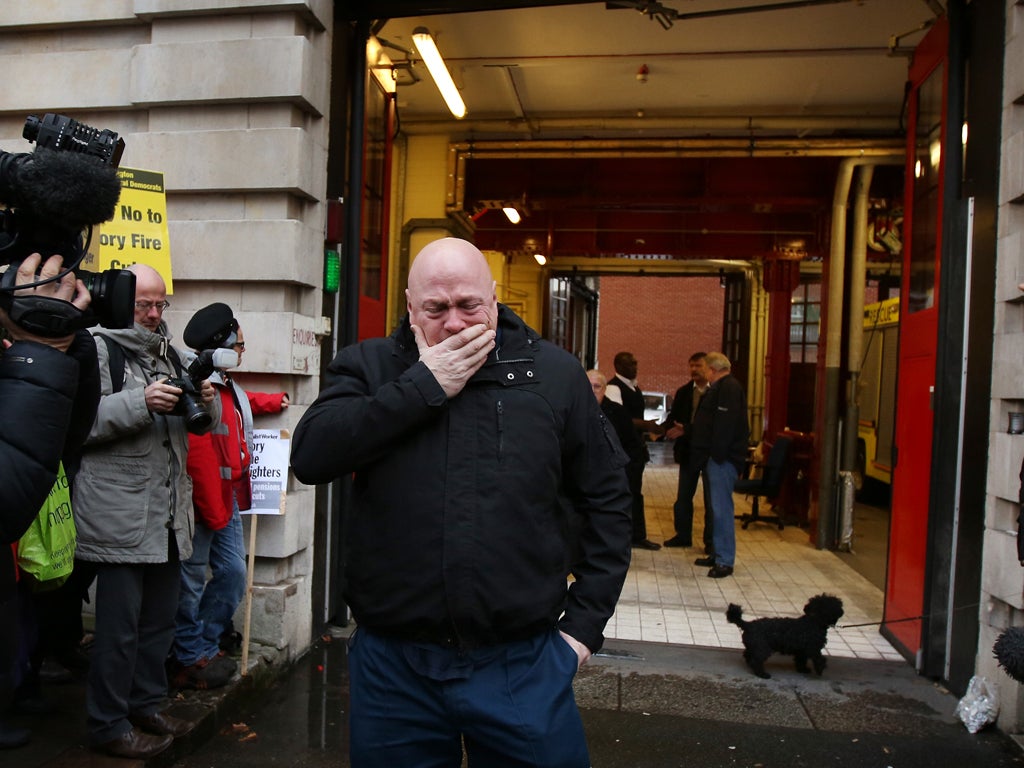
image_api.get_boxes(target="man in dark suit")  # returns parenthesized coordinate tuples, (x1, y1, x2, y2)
(663, 352, 711, 549)
(603, 352, 661, 550)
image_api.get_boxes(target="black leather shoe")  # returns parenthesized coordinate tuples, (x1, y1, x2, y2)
(632, 539, 662, 550)
(130, 709, 195, 737)
(663, 536, 692, 548)
(95, 727, 173, 759)
(708, 564, 734, 578)
(694, 556, 716, 567)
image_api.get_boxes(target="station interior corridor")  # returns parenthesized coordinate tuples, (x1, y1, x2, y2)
(605, 443, 904, 663)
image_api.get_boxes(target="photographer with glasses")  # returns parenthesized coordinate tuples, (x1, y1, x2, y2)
(72, 263, 221, 760)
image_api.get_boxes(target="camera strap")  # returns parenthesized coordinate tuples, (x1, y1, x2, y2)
(0, 293, 89, 337)
(96, 334, 182, 394)
(0, 255, 92, 338)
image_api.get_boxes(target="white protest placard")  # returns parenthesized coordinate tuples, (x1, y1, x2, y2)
(246, 429, 290, 515)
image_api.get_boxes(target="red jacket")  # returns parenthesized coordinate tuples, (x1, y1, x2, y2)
(188, 383, 286, 530)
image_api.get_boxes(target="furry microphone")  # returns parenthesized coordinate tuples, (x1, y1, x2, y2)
(0, 114, 133, 336)
(993, 626, 1024, 684)
(0, 147, 122, 232)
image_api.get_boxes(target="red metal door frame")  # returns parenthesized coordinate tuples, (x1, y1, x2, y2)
(883, 16, 948, 661)
(357, 86, 395, 341)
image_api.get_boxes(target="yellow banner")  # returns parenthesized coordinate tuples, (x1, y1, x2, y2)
(92, 167, 174, 292)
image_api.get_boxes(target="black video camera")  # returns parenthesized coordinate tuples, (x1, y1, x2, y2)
(166, 347, 238, 433)
(0, 113, 135, 338)
(23, 113, 125, 167)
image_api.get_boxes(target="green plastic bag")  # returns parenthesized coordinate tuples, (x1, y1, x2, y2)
(17, 462, 76, 588)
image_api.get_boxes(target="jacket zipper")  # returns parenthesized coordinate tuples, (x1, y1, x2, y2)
(496, 400, 504, 461)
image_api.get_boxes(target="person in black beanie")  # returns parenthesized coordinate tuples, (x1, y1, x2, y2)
(170, 303, 288, 690)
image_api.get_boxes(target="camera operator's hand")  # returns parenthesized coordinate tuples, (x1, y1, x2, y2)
(199, 378, 215, 405)
(0, 253, 91, 353)
(145, 379, 182, 414)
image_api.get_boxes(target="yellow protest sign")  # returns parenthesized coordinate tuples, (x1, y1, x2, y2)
(92, 167, 174, 292)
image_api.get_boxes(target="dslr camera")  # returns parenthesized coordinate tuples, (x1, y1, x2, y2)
(0, 113, 135, 338)
(165, 347, 238, 433)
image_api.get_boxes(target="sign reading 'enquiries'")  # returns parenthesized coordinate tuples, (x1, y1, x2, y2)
(246, 429, 290, 515)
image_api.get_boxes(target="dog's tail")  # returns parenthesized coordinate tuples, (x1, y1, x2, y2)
(726, 603, 747, 628)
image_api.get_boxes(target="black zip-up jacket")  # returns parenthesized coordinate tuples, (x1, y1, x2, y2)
(689, 373, 749, 474)
(291, 305, 632, 653)
(0, 330, 100, 544)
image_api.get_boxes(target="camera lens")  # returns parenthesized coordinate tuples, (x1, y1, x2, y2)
(77, 268, 136, 329)
(22, 114, 44, 143)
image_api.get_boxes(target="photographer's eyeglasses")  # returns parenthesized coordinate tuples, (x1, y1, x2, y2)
(233, 342, 246, 351)
(134, 300, 170, 312)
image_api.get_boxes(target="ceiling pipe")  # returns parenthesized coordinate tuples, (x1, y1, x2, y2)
(817, 154, 903, 550)
(401, 114, 902, 136)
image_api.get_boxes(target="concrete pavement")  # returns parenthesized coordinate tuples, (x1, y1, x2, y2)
(15, 626, 1024, 767)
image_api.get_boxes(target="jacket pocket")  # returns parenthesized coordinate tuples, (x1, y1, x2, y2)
(72, 466, 151, 549)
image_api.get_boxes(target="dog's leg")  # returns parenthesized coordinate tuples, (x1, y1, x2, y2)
(794, 652, 810, 673)
(744, 638, 772, 679)
(750, 656, 771, 679)
(812, 653, 827, 676)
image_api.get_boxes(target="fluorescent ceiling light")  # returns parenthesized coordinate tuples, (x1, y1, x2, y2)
(502, 206, 521, 224)
(412, 27, 466, 119)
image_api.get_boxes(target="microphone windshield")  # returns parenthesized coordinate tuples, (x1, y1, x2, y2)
(12, 148, 122, 230)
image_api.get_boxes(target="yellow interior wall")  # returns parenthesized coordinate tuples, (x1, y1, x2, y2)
(507, 260, 546, 332)
(388, 136, 546, 335)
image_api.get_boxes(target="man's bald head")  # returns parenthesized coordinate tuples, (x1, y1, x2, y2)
(406, 238, 498, 346)
(129, 263, 167, 331)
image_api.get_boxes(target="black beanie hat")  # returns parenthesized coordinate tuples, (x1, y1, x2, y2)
(183, 302, 239, 350)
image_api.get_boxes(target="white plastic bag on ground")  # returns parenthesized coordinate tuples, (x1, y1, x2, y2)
(955, 675, 999, 733)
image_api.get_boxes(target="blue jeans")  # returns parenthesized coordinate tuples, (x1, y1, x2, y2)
(174, 503, 246, 665)
(705, 459, 739, 567)
(348, 629, 589, 768)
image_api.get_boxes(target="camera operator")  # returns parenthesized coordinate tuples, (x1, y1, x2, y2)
(71, 263, 221, 760)
(0, 252, 101, 750)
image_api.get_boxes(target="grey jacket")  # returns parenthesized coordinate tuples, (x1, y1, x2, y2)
(73, 321, 221, 563)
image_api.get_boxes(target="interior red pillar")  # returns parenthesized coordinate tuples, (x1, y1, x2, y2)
(762, 256, 802, 441)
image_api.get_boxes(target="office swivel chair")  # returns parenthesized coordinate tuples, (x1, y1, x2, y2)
(735, 435, 793, 530)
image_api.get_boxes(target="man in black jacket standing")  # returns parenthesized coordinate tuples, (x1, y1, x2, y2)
(663, 352, 711, 550)
(291, 237, 632, 768)
(690, 352, 749, 579)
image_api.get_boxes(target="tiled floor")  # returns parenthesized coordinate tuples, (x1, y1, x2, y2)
(605, 445, 904, 662)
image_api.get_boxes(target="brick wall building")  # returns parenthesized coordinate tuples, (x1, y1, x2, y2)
(597, 275, 725, 401)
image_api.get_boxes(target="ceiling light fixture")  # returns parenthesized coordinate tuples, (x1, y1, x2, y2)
(502, 206, 522, 224)
(534, 253, 547, 266)
(412, 27, 466, 119)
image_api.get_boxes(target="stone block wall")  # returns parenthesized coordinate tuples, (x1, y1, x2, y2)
(979, 0, 1024, 732)
(0, 0, 337, 661)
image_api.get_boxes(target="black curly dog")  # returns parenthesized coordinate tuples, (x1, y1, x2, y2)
(725, 594, 844, 679)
